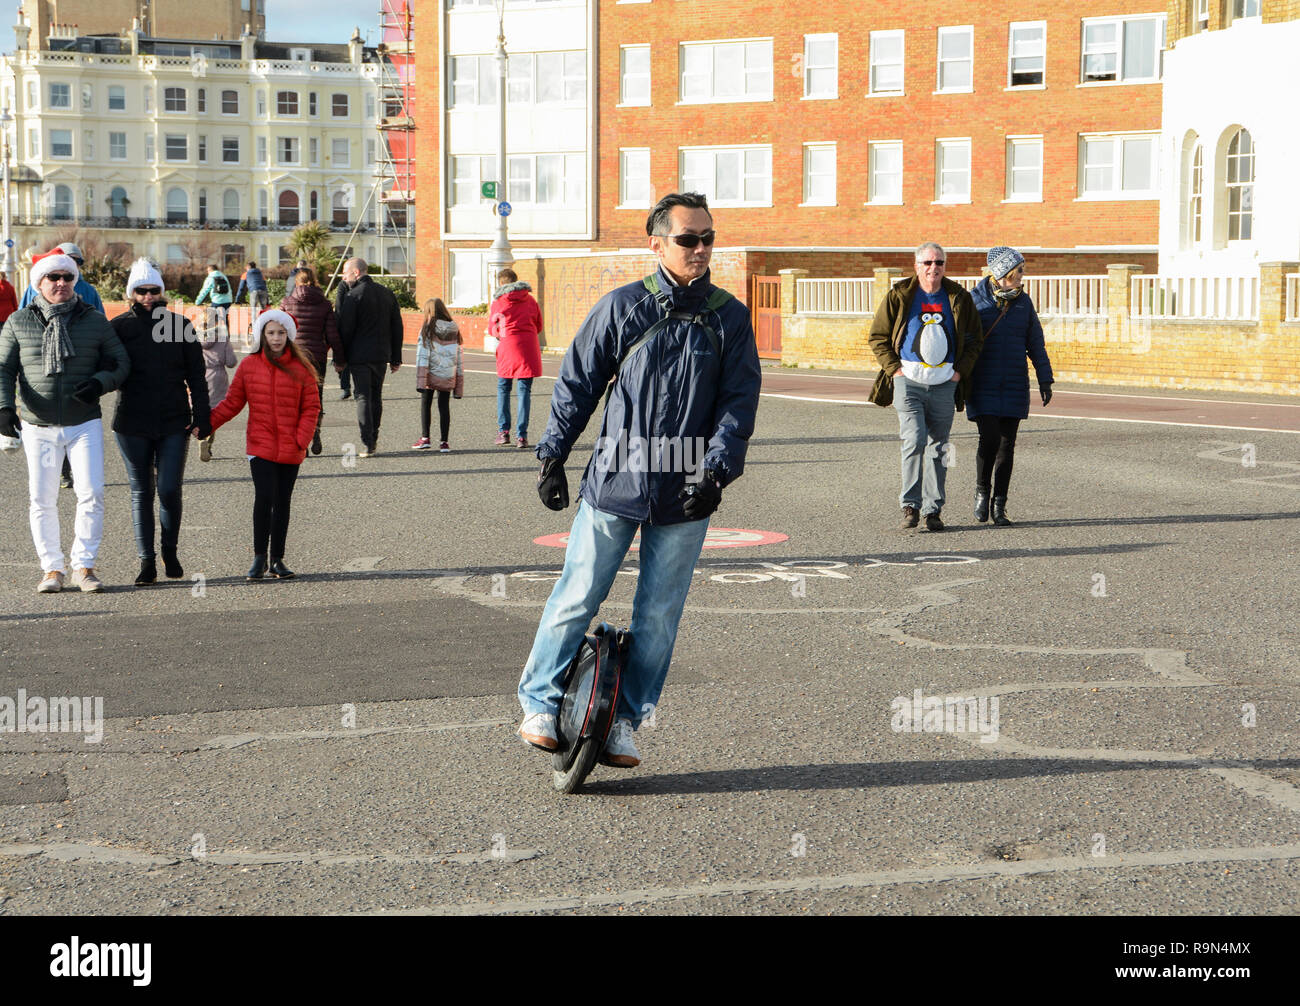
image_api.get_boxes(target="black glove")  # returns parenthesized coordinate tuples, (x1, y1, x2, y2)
(537, 457, 569, 511)
(72, 378, 103, 404)
(0, 407, 20, 438)
(1039, 381, 1053, 407)
(679, 470, 723, 520)
(192, 419, 213, 440)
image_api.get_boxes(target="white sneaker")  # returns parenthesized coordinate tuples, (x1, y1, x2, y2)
(600, 718, 641, 768)
(518, 712, 558, 751)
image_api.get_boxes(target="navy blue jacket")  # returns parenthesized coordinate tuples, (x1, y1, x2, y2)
(966, 278, 1054, 421)
(537, 266, 762, 525)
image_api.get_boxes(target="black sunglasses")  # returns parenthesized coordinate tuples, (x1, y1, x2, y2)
(134, 286, 162, 296)
(45, 272, 76, 283)
(919, 260, 945, 267)
(659, 230, 716, 248)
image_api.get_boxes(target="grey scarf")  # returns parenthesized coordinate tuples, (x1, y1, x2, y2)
(33, 293, 80, 376)
(989, 278, 1023, 306)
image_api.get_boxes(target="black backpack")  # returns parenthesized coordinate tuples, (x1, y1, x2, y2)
(213, 275, 229, 295)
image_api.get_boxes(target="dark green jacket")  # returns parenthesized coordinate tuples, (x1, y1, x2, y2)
(0, 299, 130, 427)
(867, 276, 984, 411)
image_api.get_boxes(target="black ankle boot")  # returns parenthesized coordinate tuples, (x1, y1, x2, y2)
(161, 547, 183, 579)
(268, 558, 295, 579)
(135, 557, 157, 586)
(974, 490, 990, 523)
(991, 496, 1013, 526)
(247, 555, 268, 580)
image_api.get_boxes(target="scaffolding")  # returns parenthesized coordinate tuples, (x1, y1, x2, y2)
(374, 0, 415, 278)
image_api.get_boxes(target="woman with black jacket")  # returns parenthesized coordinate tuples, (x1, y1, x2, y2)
(966, 247, 1054, 526)
(111, 259, 211, 585)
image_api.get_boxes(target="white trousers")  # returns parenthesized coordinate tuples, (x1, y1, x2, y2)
(21, 418, 106, 573)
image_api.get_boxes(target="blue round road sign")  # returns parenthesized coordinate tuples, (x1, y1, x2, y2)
(498, 201, 512, 217)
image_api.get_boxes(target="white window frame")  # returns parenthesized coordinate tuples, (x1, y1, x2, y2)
(332, 138, 350, 166)
(198, 134, 208, 163)
(449, 154, 494, 207)
(1230, 0, 1261, 22)
(107, 85, 126, 111)
(48, 82, 71, 109)
(331, 93, 349, 117)
(867, 141, 903, 205)
(1078, 131, 1158, 199)
(163, 86, 187, 113)
(801, 143, 836, 206)
(934, 138, 971, 204)
(1008, 21, 1046, 88)
(868, 30, 904, 96)
(276, 90, 300, 116)
(619, 147, 651, 208)
(164, 133, 188, 162)
(50, 128, 73, 159)
(221, 89, 239, 115)
(276, 136, 300, 166)
(450, 55, 499, 108)
(222, 136, 240, 163)
(620, 45, 651, 106)
(679, 39, 774, 104)
(679, 144, 772, 208)
(802, 34, 838, 100)
(257, 136, 267, 166)
(1080, 15, 1165, 85)
(1225, 128, 1254, 242)
(109, 131, 127, 161)
(310, 137, 319, 166)
(936, 26, 973, 94)
(1005, 135, 1043, 202)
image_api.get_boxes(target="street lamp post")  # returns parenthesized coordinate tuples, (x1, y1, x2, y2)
(485, 1, 513, 282)
(1, 107, 14, 279)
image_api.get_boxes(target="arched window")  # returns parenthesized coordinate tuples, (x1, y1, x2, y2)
(52, 184, 73, 220)
(1185, 141, 1203, 247)
(222, 189, 240, 224)
(332, 190, 349, 225)
(110, 186, 129, 218)
(165, 187, 188, 224)
(1226, 128, 1254, 241)
(278, 189, 300, 226)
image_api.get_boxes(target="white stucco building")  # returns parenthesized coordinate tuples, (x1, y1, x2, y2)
(0, 16, 413, 278)
(1158, 10, 1300, 276)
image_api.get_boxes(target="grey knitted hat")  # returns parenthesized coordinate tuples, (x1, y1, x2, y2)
(987, 246, 1025, 280)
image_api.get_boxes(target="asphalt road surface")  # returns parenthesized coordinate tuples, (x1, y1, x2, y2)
(1, 347, 1298, 915)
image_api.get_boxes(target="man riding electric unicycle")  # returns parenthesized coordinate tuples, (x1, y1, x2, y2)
(517, 192, 762, 791)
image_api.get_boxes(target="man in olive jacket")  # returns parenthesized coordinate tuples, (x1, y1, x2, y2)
(868, 241, 983, 532)
(0, 253, 130, 592)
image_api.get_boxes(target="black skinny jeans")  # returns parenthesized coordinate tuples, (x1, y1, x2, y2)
(116, 431, 190, 558)
(974, 416, 1021, 498)
(249, 457, 300, 559)
(420, 389, 451, 442)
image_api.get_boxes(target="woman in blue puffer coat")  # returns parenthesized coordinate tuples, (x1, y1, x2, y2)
(967, 246, 1054, 526)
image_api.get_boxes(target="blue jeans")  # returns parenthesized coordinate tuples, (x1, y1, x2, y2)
(518, 501, 710, 728)
(894, 375, 956, 515)
(115, 431, 190, 559)
(497, 377, 533, 439)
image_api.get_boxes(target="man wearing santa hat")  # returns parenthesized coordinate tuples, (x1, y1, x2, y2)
(0, 251, 130, 593)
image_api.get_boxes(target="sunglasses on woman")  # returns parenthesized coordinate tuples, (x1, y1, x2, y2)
(658, 230, 716, 248)
(134, 286, 162, 296)
(45, 273, 77, 283)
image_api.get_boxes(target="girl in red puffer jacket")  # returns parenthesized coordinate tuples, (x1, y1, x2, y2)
(205, 309, 320, 581)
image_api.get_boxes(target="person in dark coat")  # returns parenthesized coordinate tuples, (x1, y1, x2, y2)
(282, 267, 346, 455)
(335, 257, 403, 457)
(111, 259, 211, 585)
(967, 246, 1054, 526)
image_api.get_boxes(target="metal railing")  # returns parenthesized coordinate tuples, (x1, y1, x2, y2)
(1131, 274, 1259, 321)
(11, 215, 409, 236)
(1286, 274, 1300, 323)
(796, 277, 874, 315)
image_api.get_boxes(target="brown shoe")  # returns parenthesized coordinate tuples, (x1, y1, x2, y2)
(71, 567, 104, 593)
(37, 571, 64, 593)
(924, 512, 945, 532)
(900, 506, 920, 529)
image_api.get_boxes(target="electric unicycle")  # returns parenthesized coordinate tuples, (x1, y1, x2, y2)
(551, 623, 628, 794)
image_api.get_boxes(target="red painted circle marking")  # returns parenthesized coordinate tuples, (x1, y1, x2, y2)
(533, 528, 788, 550)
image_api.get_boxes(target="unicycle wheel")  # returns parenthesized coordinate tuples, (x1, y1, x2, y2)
(552, 736, 601, 793)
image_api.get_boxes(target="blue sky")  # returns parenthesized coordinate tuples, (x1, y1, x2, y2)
(2, 1, 384, 48)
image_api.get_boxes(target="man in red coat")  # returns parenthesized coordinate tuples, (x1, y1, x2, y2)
(488, 268, 543, 448)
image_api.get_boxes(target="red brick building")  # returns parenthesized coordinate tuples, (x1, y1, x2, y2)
(417, 1, 1167, 313)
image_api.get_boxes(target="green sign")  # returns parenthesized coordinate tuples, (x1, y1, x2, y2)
(481, 181, 498, 199)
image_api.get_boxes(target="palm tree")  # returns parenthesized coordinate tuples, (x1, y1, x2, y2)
(286, 221, 339, 282)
